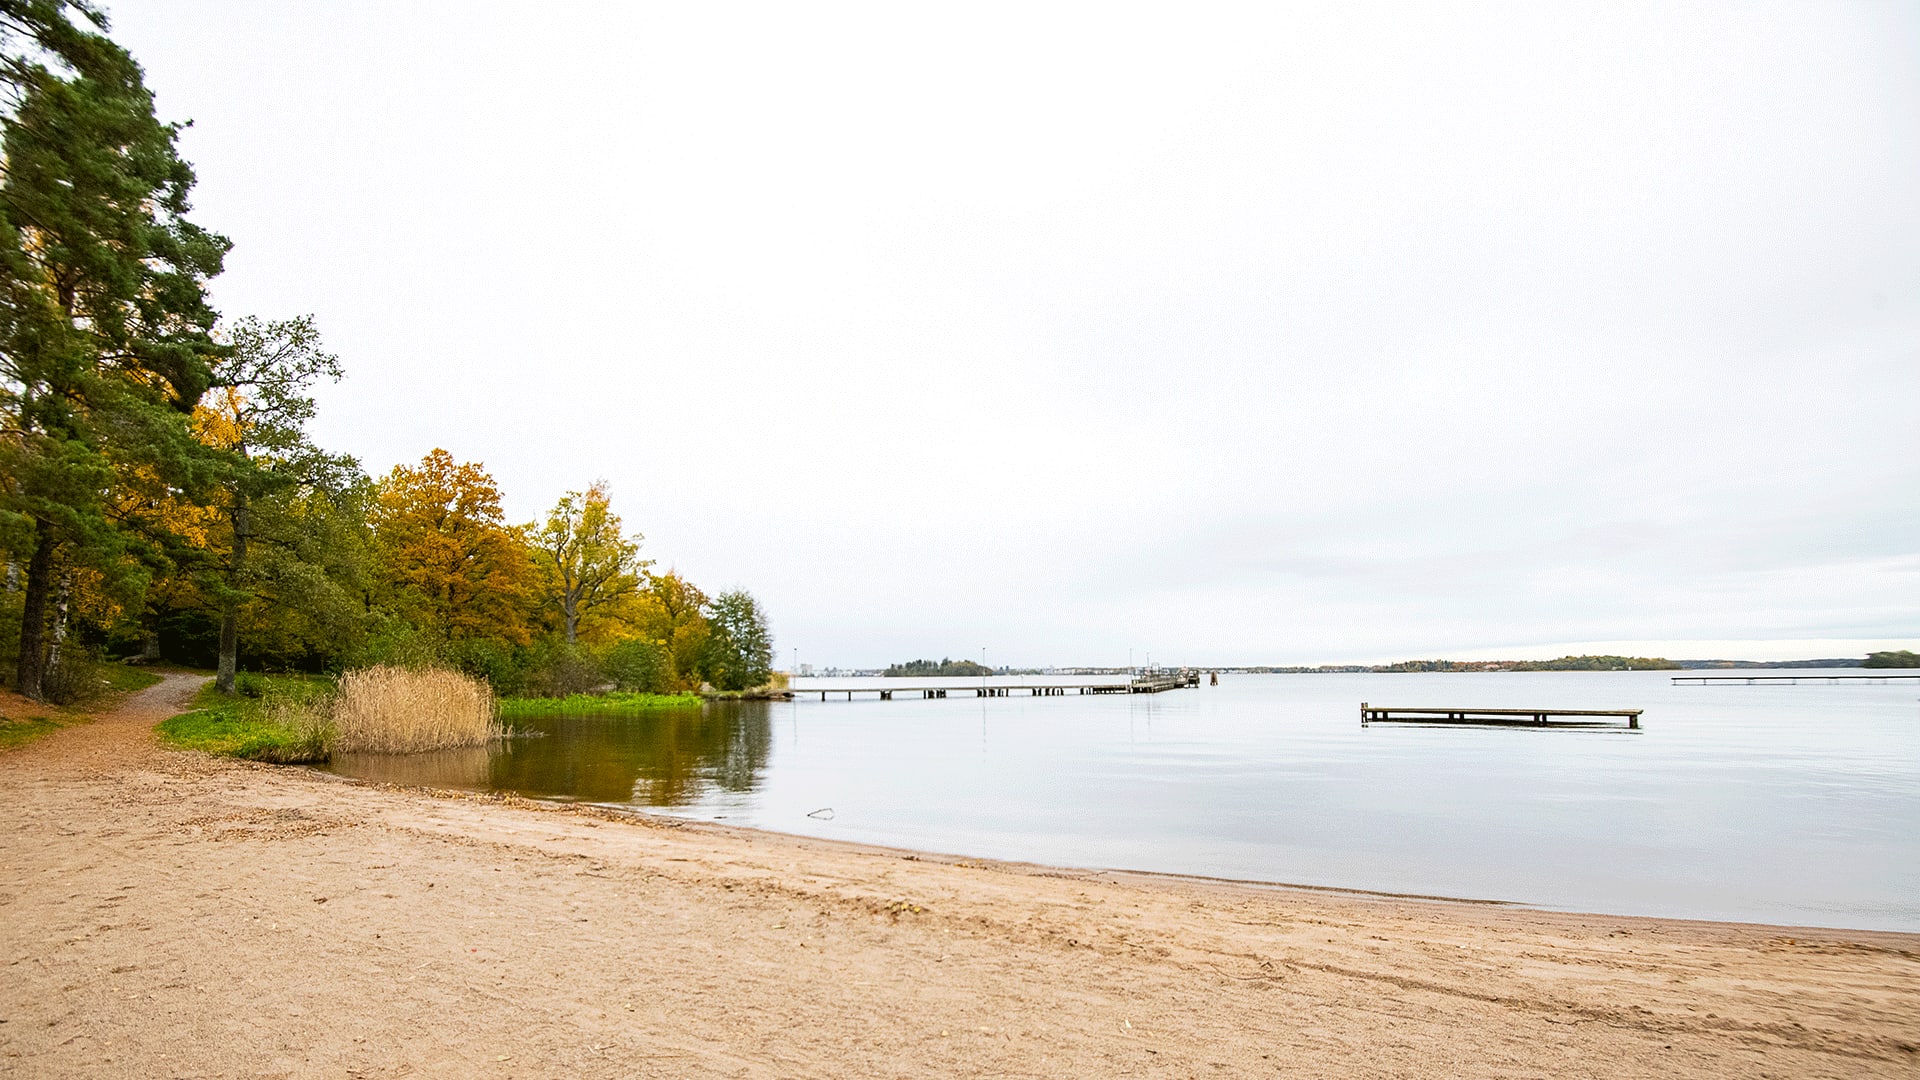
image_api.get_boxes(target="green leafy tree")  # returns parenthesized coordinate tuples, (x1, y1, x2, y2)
(1, 2, 229, 698)
(700, 589, 772, 691)
(1864, 650, 1918, 669)
(193, 316, 352, 693)
(529, 480, 648, 644)
(222, 470, 377, 675)
(635, 571, 709, 689)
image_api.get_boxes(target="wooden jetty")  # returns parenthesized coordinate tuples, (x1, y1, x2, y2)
(1361, 703, 1642, 730)
(794, 670, 1201, 702)
(1129, 670, 1201, 693)
(1671, 674, 1920, 685)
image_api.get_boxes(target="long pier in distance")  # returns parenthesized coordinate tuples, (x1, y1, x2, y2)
(790, 670, 1201, 701)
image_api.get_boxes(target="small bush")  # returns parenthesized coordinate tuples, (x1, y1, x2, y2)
(446, 637, 524, 696)
(234, 672, 269, 698)
(512, 639, 603, 698)
(39, 645, 119, 707)
(332, 665, 498, 754)
(603, 638, 672, 693)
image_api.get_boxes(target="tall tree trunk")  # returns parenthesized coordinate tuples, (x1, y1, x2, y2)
(216, 495, 249, 695)
(563, 593, 578, 644)
(14, 522, 58, 701)
(140, 627, 162, 663)
(45, 574, 72, 696)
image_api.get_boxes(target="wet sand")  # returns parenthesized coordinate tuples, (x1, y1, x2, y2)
(2, 673, 1915, 1078)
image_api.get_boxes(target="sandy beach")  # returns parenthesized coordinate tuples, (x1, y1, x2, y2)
(2, 673, 1915, 1078)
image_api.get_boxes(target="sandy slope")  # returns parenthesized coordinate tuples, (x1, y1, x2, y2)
(1, 673, 1914, 1078)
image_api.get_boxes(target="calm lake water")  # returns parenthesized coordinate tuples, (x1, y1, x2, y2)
(326, 670, 1920, 931)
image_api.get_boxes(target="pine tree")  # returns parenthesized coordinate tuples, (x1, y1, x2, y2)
(1, 2, 228, 698)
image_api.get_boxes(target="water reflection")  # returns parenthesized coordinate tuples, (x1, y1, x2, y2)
(328, 702, 773, 806)
(333, 745, 495, 788)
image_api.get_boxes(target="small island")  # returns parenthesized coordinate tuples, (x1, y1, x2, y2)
(883, 658, 996, 678)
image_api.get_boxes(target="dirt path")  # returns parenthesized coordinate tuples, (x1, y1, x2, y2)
(2, 674, 1915, 1078)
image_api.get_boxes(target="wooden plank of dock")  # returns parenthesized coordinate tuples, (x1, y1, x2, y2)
(1360, 703, 1641, 729)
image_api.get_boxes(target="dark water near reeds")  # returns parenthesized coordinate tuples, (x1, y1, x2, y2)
(324, 670, 1920, 931)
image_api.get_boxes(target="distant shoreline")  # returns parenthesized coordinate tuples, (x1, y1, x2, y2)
(803, 658, 1881, 678)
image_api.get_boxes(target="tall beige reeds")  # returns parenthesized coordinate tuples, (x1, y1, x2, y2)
(331, 665, 500, 754)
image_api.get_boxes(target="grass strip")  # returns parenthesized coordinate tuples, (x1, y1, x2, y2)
(0, 714, 66, 751)
(157, 676, 333, 763)
(497, 691, 703, 719)
(96, 665, 167, 698)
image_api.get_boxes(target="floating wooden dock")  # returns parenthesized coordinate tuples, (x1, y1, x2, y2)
(1671, 674, 1920, 685)
(795, 671, 1201, 702)
(1361, 703, 1642, 729)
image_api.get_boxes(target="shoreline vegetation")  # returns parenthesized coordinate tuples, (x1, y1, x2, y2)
(156, 666, 792, 763)
(157, 677, 332, 763)
(159, 666, 498, 763)
(497, 690, 703, 718)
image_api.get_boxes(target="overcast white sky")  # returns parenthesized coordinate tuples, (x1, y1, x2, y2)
(107, 1, 1917, 666)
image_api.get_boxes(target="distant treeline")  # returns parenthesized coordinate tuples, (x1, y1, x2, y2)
(1244, 655, 1680, 674)
(1390, 655, 1678, 672)
(883, 658, 995, 678)
(1229, 653, 1903, 673)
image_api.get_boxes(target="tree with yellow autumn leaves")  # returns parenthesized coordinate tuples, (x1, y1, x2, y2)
(371, 448, 536, 648)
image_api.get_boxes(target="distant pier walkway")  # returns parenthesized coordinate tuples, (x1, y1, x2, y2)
(1361, 703, 1642, 729)
(1671, 674, 1920, 685)
(793, 671, 1200, 701)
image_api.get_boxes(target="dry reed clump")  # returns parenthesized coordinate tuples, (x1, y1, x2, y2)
(330, 665, 500, 754)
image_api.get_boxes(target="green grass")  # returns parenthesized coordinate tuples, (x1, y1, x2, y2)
(0, 665, 164, 752)
(157, 674, 334, 763)
(497, 691, 703, 719)
(94, 665, 165, 698)
(0, 714, 64, 750)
